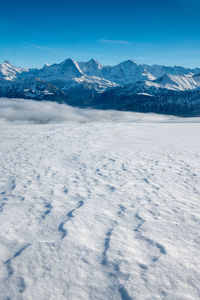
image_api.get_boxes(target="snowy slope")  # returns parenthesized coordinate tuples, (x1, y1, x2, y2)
(101, 59, 155, 84)
(20, 58, 84, 85)
(0, 100, 200, 299)
(0, 61, 27, 80)
(78, 59, 155, 84)
(18, 59, 118, 99)
(78, 59, 104, 77)
(2, 58, 200, 89)
(152, 74, 200, 91)
(62, 75, 119, 106)
(1, 58, 200, 113)
(94, 79, 200, 114)
(143, 63, 200, 77)
(0, 78, 71, 102)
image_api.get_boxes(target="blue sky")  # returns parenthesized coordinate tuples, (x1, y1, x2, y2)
(1, 0, 200, 68)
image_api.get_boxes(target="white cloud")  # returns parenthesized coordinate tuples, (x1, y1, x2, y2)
(0, 98, 148, 124)
(99, 39, 132, 45)
(22, 43, 62, 56)
(0, 98, 199, 125)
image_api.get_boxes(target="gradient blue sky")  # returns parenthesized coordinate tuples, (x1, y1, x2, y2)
(1, 0, 200, 68)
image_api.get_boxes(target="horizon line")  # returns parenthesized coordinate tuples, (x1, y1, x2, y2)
(1, 57, 200, 70)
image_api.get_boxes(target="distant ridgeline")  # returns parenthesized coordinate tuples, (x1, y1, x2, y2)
(1, 58, 200, 115)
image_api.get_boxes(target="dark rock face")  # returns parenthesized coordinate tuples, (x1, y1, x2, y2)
(93, 87, 200, 115)
(0, 78, 71, 103)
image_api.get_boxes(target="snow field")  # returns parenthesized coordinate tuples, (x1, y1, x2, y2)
(0, 122, 199, 299)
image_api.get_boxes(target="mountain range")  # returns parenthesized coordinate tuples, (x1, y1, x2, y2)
(1, 58, 200, 115)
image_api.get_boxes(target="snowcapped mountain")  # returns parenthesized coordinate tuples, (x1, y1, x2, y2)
(18, 58, 118, 103)
(102, 59, 155, 84)
(144, 64, 200, 78)
(152, 73, 200, 91)
(78, 59, 103, 77)
(93, 81, 200, 115)
(63, 76, 118, 106)
(0, 60, 27, 80)
(0, 78, 70, 102)
(23, 58, 83, 82)
(1, 58, 200, 114)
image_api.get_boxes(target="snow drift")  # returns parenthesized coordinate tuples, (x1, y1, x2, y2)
(0, 119, 199, 299)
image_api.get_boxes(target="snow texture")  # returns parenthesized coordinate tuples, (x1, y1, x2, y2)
(0, 99, 199, 299)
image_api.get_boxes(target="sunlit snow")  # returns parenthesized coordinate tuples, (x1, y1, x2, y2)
(0, 99, 199, 299)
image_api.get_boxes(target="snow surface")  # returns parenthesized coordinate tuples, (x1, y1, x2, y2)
(0, 61, 27, 80)
(0, 99, 200, 299)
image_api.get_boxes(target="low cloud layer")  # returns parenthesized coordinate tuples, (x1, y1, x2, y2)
(0, 98, 199, 125)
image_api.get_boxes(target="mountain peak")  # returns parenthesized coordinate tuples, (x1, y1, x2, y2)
(0, 60, 25, 80)
(2, 60, 12, 66)
(61, 58, 77, 66)
(37, 58, 83, 79)
(122, 59, 139, 65)
(77, 59, 103, 76)
(61, 58, 73, 63)
(61, 58, 83, 73)
(88, 58, 99, 64)
(43, 63, 50, 68)
(87, 58, 103, 69)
